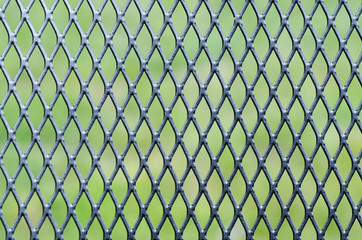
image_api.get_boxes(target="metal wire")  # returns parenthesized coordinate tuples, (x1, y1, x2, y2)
(0, 0, 361, 239)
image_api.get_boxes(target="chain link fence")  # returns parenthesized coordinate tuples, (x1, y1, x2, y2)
(0, 0, 361, 239)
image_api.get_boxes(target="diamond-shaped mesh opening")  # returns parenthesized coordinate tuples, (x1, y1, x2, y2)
(0, 0, 361, 239)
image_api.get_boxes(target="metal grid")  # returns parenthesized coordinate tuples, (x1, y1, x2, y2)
(0, 0, 361, 239)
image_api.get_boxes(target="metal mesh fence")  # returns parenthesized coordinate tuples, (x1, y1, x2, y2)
(0, 0, 361, 239)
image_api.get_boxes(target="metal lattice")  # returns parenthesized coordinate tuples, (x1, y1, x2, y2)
(0, 0, 361, 239)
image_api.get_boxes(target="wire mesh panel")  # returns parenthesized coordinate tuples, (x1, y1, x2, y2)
(0, 0, 361, 239)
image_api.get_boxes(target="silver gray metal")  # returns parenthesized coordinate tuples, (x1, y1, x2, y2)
(0, 0, 361, 239)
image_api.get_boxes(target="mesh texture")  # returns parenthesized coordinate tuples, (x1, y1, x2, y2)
(0, 0, 361, 239)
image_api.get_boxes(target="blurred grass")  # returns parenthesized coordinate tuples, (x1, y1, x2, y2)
(0, 0, 361, 239)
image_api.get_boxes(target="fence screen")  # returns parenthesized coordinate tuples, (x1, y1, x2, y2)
(0, 0, 361, 239)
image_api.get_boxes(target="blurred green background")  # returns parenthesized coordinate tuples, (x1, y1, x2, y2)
(0, 0, 361, 239)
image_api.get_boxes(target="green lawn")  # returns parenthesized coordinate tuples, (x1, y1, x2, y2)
(0, 0, 361, 239)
